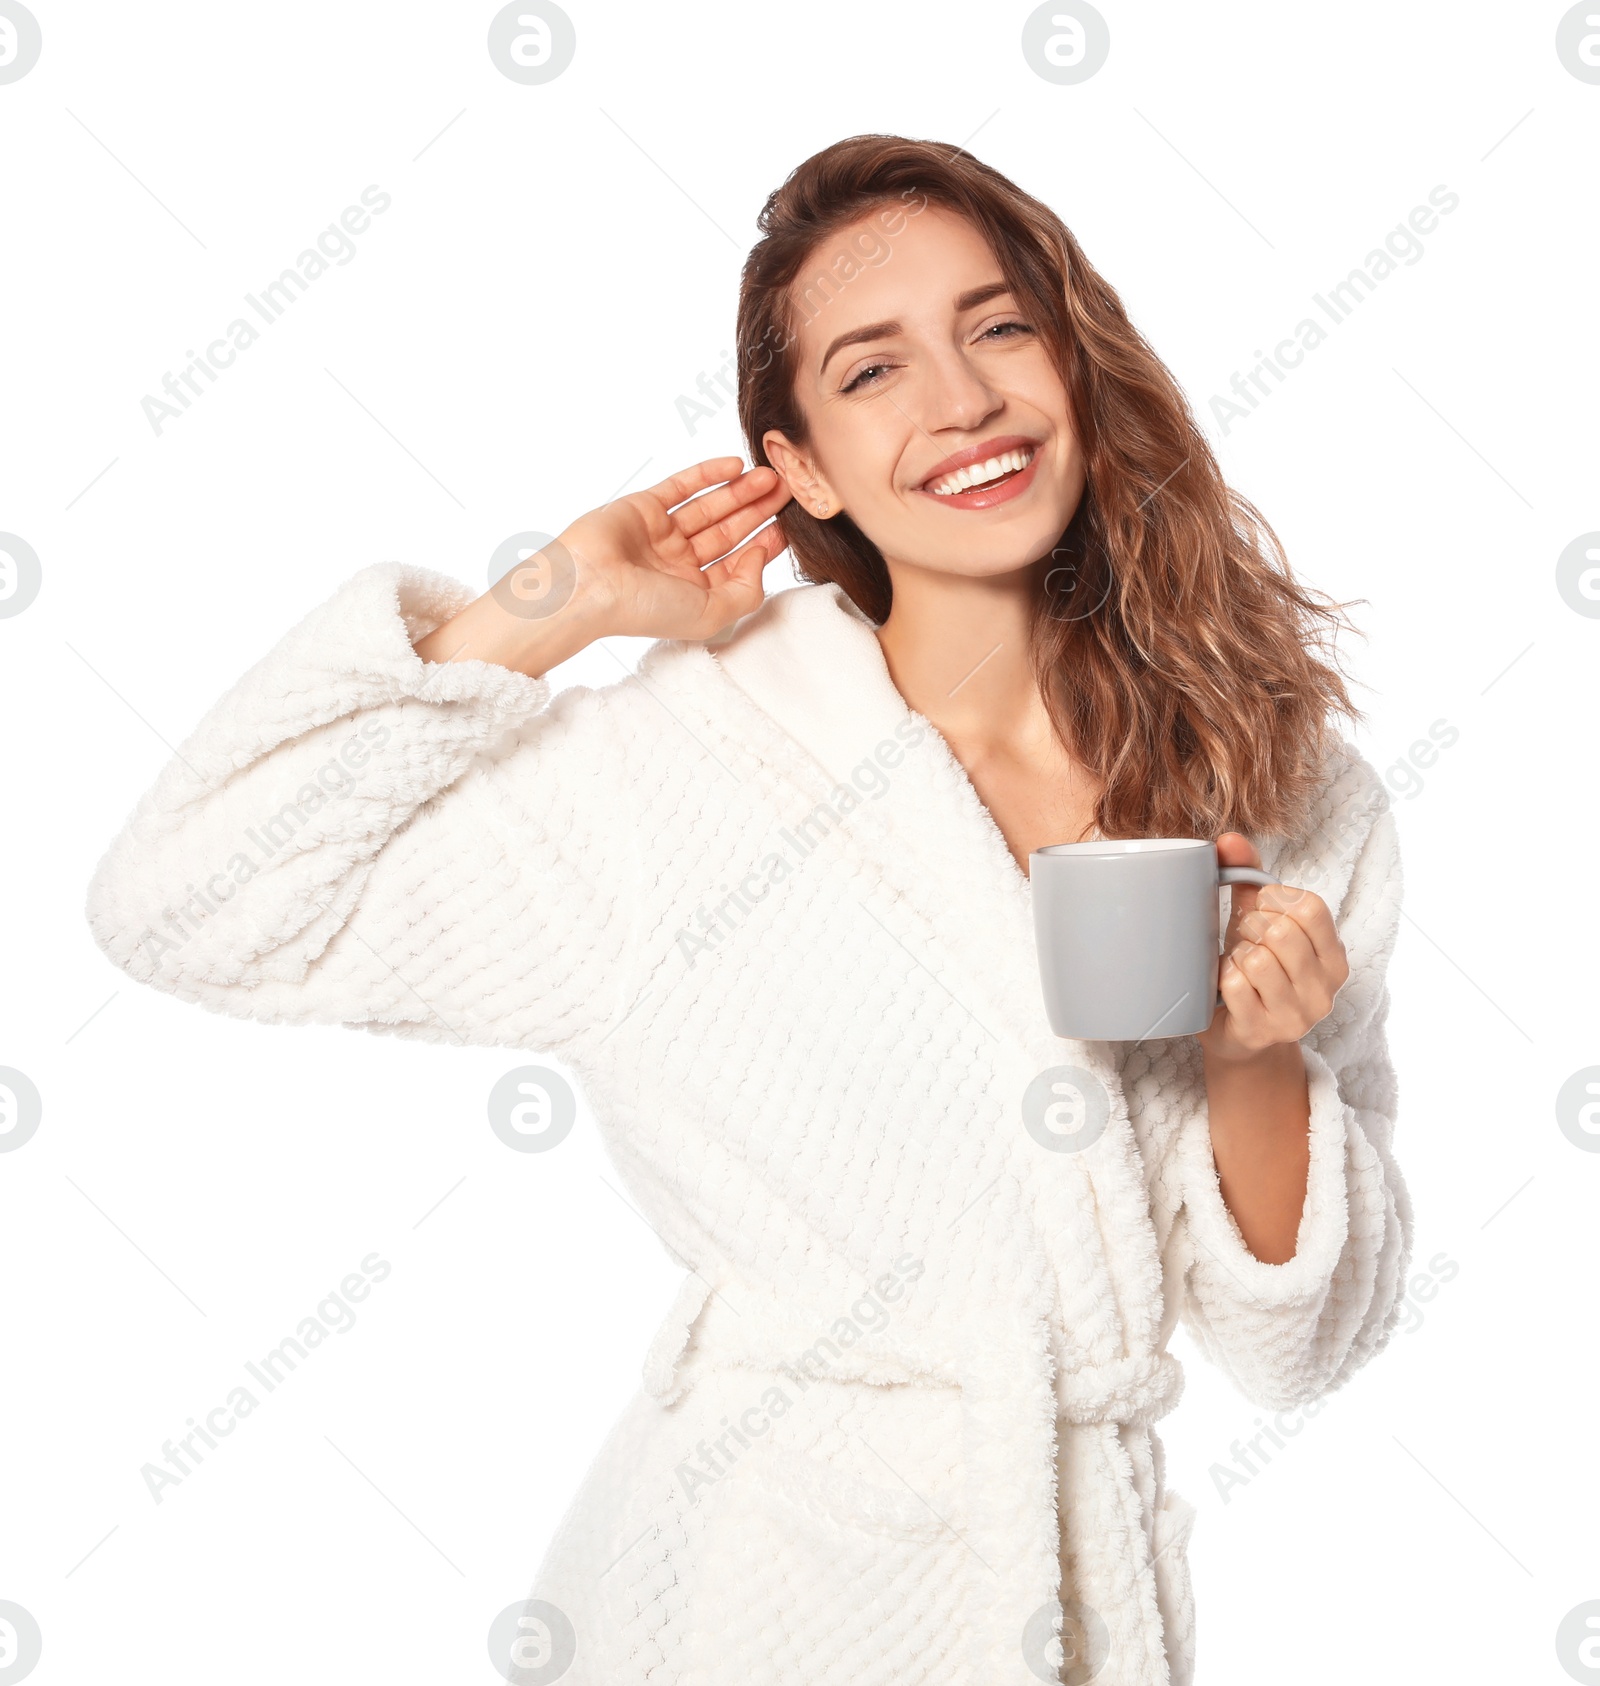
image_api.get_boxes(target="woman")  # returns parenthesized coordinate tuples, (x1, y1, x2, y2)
(86, 135, 1410, 1685)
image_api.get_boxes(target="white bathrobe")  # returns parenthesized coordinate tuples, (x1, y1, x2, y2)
(84, 563, 1411, 1685)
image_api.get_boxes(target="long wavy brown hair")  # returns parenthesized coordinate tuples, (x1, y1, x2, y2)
(735, 134, 1361, 842)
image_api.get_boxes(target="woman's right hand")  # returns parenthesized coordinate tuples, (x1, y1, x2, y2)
(413, 457, 792, 676)
(556, 456, 792, 642)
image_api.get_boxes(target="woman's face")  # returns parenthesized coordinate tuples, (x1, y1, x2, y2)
(763, 202, 1087, 583)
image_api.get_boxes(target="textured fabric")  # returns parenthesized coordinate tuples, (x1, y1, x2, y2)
(84, 564, 1412, 1684)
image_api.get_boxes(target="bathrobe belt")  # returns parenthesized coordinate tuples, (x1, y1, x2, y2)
(641, 1269, 1182, 1427)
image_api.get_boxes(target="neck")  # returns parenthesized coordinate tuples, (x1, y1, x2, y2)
(872, 557, 1054, 755)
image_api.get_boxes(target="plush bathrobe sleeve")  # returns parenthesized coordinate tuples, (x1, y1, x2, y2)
(84, 562, 634, 1059)
(1134, 753, 1412, 1411)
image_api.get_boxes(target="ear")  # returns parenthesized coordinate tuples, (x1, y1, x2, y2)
(763, 429, 839, 518)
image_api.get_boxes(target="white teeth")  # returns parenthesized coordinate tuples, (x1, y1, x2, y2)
(927, 446, 1034, 496)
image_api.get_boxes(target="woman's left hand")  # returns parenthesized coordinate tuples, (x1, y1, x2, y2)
(1196, 832, 1350, 1063)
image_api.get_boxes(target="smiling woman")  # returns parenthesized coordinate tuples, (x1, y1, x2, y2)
(738, 141, 1359, 846)
(86, 132, 1409, 1686)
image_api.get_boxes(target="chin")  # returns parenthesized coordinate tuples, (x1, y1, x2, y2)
(915, 544, 1057, 582)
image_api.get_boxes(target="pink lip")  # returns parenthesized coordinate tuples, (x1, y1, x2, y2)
(915, 443, 1042, 510)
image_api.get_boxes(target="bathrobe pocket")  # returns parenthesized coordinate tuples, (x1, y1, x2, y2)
(680, 1443, 968, 1685)
(1149, 1486, 1198, 1686)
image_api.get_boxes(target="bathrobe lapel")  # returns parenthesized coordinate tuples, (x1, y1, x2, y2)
(710, 580, 1060, 1067)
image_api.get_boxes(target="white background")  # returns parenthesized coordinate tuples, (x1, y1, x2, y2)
(2, 2, 1596, 1682)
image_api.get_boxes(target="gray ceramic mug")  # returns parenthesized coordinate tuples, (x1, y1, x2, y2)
(1030, 838, 1278, 1041)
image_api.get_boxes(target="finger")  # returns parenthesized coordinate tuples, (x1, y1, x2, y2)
(701, 520, 788, 619)
(674, 468, 787, 546)
(1217, 946, 1267, 1028)
(1235, 906, 1323, 996)
(1215, 831, 1262, 870)
(688, 482, 793, 567)
(700, 509, 788, 580)
(642, 457, 752, 512)
(1254, 884, 1340, 965)
(1227, 938, 1298, 1021)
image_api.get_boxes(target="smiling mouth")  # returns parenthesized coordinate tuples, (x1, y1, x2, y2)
(924, 444, 1037, 497)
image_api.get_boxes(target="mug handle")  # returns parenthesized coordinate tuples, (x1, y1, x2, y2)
(1218, 866, 1278, 891)
(1213, 866, 1280, 1010)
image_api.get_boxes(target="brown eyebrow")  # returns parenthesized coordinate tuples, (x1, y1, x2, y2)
(817, 281, 1015, 378)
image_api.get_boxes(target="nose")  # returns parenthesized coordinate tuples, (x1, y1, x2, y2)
(915, 339, 1004, 436)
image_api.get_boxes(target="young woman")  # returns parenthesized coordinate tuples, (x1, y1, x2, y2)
(86, 136, 1410, 1685)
